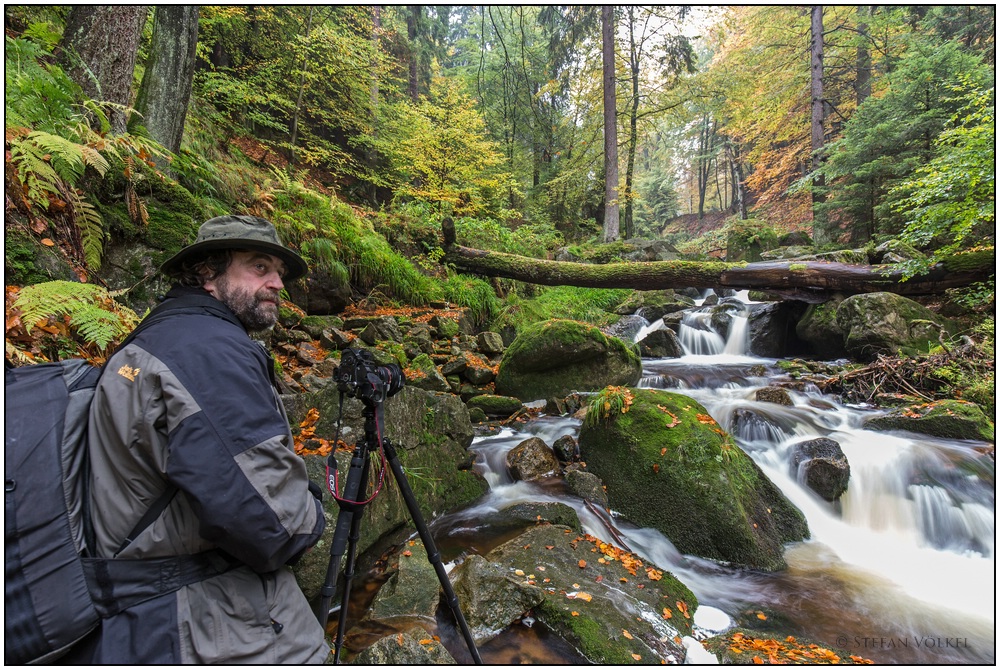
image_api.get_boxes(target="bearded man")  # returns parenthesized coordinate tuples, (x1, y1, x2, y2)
(71, 215, 330, 663)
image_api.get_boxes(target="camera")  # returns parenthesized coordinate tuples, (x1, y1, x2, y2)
(335, 348, 405, 405)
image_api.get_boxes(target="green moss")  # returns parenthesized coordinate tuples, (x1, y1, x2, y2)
(466, 394, 522, 416)
(536, 600, 638, 664)
(788, 263, 807, 271)
(144, 205, 198, 251)
(579, 388, 808, 570)
(865, 399, 994, 442)
(941, 248, 995, 273)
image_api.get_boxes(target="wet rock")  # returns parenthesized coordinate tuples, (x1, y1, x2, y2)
(789, 438, 851, 501)
(638, 327, 683, 359)
(451, 554, 546, 645)
(795, 300, 847, 358)
(604, 314, 648, 342)
(468, 406, 487, 423)
(367, 540, 440, 621)
(466, 394, 520, 418)
(552, 434, 579, 462)
(486, 524, 694, 664)
(406, 353, 451, 393)
(506, 437, 560, 481)
(351, 627, 456, 665)
(755, 387, 793, 406)
(730, 408, 794, 444)
(564, 469, 608, 507)
(320, 327, 355, 351)
(748, 301, 808, 358)
(486, 501, 582, 534)
(463, 363, 495, 386)
(495, 319, 641, 401)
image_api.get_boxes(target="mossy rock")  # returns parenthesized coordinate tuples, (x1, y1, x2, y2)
(4, 226, 76, 284)
(578, 388, 809, 571)
(495, 319, 642, 401)
(144, 204, 199, 252)
(795, 299, 847, 358)
(704, 627, 872, 665)
(487, 524, 695, 664)
(863, 399, 994, 442)
(466, 394, 522, 418)
(836, 293, 956, 361)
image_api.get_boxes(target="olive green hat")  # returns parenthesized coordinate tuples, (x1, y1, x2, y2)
(160, 215, 308, 281)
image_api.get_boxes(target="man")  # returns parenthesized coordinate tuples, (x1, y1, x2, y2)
(73, 215, 329, 663)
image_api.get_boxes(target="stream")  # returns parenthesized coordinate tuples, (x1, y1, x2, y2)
(434, 292, 996, 664)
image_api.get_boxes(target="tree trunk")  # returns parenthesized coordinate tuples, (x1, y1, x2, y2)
(622, 9, 640, 240)
(59, 5, 148, 134)
(408, 6, 421, 103)
(601, 5, 620, 243)
(855, 6, 872, 106)
(441, 237, 993, 302)
(810, 5, 827, 244)
(289, 6, 315, 166)
(132, 6, 199, 155)
(368, 6, 381, 201)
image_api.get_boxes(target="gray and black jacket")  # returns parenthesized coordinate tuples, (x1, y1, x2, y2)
(76, 286, 328, 664)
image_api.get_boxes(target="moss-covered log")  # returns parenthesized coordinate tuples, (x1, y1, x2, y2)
(442, 232, 993, 301)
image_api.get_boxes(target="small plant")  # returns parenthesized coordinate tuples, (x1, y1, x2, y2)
(585, 386, 635, 427)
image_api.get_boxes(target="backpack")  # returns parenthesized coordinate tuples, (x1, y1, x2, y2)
(4, 293, 243, 665)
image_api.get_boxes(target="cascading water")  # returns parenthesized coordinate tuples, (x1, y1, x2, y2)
(444, 294, 995, 664)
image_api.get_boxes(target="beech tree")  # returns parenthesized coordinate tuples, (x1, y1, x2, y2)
(133, 6, 200, 155)
(601, 5, 620, 243)
(58, 5, 148, 134)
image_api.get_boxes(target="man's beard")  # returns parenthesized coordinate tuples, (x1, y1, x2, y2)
(212, 276, 280, 333)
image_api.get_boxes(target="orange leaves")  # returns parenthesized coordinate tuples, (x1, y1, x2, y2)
(293, 408, 333, 456)
(578, 559, 588, 569)
(656, 405, 681, 427)
(645, 567, 663, 581)
(726, 631, 870, 665)
(662, 607, 673, 620)
(696, 413, 717, 425)
(622, 629, 634, 640)
(676, 601, 690, 619)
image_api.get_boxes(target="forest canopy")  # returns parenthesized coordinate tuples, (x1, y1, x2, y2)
(4, 4, 995, 344)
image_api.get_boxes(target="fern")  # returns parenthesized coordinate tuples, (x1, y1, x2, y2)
(69, 192, 106, 269)
(14, 281, 139, 351)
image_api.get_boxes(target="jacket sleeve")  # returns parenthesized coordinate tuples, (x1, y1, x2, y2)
(161, 327, 325, 573)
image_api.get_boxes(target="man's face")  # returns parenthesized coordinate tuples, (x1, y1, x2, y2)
(203, 250, 286, 332)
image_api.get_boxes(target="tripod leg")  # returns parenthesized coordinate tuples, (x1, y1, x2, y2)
(381, 438, 483, 665)
(315, 445, 370, 630)
(333, 465, 369, 664)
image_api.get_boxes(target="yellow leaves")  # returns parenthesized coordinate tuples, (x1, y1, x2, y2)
(622, 629, 634, 640)
(696, 413, 717, 425)
(726, 630, 867, 665)
(40, 237, 55, 246)
(571, 611, 580, 617)
(756, 611, 767, 620)
(646, 567, 663, 581)
(631, 653, 642, 661)
(568, 591, 592, 602)
(676, 601, 690, 618)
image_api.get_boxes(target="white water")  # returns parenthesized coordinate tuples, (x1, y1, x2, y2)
(452, 301, 995, 664)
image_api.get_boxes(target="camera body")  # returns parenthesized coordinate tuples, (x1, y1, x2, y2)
(335, 348, 405, 405)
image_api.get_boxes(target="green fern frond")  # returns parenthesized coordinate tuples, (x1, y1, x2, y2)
(301, 237, 349, 283)
(69, 192, 106, 269)
(14, 281, 138, 352)
(26, 130, 86, 182)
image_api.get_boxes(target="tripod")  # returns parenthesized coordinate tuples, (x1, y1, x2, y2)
(314, 402, 483, 664)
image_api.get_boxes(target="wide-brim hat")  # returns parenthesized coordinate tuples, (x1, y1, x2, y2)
(160, 215, 308, 282)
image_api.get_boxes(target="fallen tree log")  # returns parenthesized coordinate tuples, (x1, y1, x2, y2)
(441, 224, 993, 302)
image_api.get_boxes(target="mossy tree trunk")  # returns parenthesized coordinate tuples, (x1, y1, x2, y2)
(441, 225, 993, 302)
(132, 6, 200, 155)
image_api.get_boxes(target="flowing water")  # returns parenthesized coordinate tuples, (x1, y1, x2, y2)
(438, 293, 995, 664)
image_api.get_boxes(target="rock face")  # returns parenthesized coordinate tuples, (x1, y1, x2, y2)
(748, 301, 808, 358)
(836, 292, 954, 361)
(451, 554, 546, 644)
(495, 319, 642, 401)
(795, 300, 848, 358)
(352, 628, 456, 665)
(578, 388, 809, 571)
(789, 438, 851, 501)
(284, 385, 488, 600)
(638, 326, 684, 358)
(367, 539, 440, 620)
(864, 399, 995, 442)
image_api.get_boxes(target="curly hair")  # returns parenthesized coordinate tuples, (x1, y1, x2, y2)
(166, 250, 233, 287)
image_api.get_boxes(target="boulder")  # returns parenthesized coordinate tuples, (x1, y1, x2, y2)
(486, 524, 695, 664)
(552, 434, 579, 462)
(495, 319, 642, 401)
(778, 230, 812, 246)
(638, 327, 684, 359)
(748, 301, 809, 358)
(795, 300, 847, 358)
(755, 387, 793, 406)
(614, 289, 695, 321)
(578, 388, 809, 570)
(482, 501, 583, 534)
(789, 438, 851, 501)
(466, 394, 522, 418)
(451, 555, 546, 645)
(367, 539, 440, 621)
(863, 400, 994, 442)
(352, 627, 456, 665)
(604, 314, 648, 343)
(564, 469, 608, 507)
(836, 293, 954, 361)
(506, 437, 560, 481)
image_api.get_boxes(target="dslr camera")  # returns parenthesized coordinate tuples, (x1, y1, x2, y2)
(335, 348, 405, 405)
